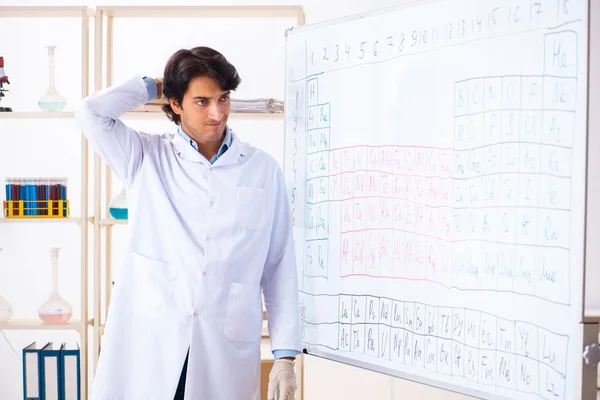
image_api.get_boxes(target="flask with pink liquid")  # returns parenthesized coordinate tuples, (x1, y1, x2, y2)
(39, 247, 72, 324)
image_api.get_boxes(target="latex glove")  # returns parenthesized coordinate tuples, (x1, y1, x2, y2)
(267, 359, 297, 400)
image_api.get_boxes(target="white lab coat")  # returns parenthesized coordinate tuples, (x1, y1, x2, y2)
(75, 76, 302, 400)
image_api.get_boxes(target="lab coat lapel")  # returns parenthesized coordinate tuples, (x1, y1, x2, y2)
(172, 129, 245, 166)
(213, 133, 246, 167)
(172, 133, 206, 163)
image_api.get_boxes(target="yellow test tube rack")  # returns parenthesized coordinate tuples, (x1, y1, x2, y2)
(3, 200, 70, 218)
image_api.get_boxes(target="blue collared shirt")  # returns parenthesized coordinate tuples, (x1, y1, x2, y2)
(143, 76, 297, 360)
(178, 124, 232, 164)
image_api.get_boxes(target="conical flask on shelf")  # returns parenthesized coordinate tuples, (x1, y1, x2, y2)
(38, 45, 66, 112)
(0, 248, 13, 323)
(39, 247, 72, 324)
(108, 186, 128, 220)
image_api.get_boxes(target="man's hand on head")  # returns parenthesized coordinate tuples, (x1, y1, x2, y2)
(153, 78, 163, 100)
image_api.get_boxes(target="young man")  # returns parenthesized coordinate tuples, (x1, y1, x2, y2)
(76, 47, 301, 400)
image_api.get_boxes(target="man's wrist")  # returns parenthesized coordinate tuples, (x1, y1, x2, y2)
(276, 358, 295, 365)
(273, 349, 297, 360)
(142, 76, 157, 102)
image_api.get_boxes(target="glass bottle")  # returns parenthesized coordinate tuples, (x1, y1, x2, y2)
(0, 248, 13, 323)
(39, 247, 72, 324)
(108, 186, 128, 220)
(38, 46, 66, 112)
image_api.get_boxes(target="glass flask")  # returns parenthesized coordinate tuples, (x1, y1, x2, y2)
(38, 46, 66, 112)
(109, 186, 128, 220)
(39, 247, 72, 324)
(0, 248, 13, 323)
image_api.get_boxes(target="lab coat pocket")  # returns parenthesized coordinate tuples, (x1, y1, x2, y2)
(224, 282, 262, 343)
(236, 186, 266, 231)
(130, 252, 176, 319)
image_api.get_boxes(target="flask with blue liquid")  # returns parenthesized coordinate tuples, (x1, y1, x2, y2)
(109, 187, 128, 220)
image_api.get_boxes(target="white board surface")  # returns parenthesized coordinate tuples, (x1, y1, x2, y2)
(283, 1, 589, 399)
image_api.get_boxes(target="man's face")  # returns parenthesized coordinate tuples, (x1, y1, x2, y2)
(170, 75, 231, 143)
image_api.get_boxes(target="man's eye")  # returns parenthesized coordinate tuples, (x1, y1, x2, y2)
(220, 96, 230, 103)
(196, 100, 207, 105)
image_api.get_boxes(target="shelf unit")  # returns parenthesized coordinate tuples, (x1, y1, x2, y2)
(0, 319, 93, 332)
(0, 217, 83, 225)
(0, 110, 283, 120)
(0, 111, 76, 119)
(0, 5, 93, 400)
(0, 5, 305, 400)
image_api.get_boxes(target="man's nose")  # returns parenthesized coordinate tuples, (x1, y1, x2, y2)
(208, 102, 222, 120)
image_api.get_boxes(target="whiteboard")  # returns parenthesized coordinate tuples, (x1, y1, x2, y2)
(283, 0, 590, 399)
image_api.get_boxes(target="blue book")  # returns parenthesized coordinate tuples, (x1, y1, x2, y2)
(59, 342, 80, 400)
(22, 342, 47, 400)
(41, 343, 61, 400)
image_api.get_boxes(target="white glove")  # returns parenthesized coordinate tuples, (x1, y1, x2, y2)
(267, 359, 297, 400)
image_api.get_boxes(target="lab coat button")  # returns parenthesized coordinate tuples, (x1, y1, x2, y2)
(209, 200, 215, 207)
(206, 236, 211, 242)
(193, 313, 198, 317)
(203, 271, 207, 276)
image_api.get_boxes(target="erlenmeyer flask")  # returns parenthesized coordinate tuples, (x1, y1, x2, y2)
(0, 248, 13, 323)
(39, 247, 72, 324)
(109, 186, 128, 220)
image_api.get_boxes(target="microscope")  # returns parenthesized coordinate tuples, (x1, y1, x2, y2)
(0, 56, 12, 112)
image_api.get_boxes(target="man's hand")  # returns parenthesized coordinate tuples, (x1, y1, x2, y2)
(267, 359, 297, 400)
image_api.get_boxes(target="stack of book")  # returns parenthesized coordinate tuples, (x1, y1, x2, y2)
(132, 97, 284, 113)
(230, 98, 284, 113)
(22, 342, 80, 400)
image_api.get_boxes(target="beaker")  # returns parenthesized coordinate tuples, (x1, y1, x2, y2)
(39, 247, 72, 324)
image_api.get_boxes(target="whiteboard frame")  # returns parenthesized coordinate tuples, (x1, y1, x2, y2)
(304, 345, 514, 400)
(283, 0, 599, 398)
(582, 0, 600, 395)
(584, 0, 600, 317)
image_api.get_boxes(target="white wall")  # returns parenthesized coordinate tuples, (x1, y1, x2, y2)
(304, 356, 476, 400)
(0, 0, 476, 399)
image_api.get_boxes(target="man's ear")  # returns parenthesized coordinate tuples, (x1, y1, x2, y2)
(170, 98, 182, 115)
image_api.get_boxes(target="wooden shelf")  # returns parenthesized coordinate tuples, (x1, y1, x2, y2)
(0, 111, 284, 121)
(98, 218, 128, 226)
(0, 217, 83, 224)
(0, 6, 93, 18)
(0, 111, 76, 119)
(122, 110, 284, 121)
(97, 5, 304, 20)
(0, 318, 91, 331)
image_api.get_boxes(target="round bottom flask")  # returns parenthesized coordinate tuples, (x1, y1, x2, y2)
(39, 247, 72, 324)
(108, 186, 128, 220)
(38, 46, 66, 112)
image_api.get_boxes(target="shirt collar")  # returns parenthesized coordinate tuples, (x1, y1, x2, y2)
(177, 125, 231, 164)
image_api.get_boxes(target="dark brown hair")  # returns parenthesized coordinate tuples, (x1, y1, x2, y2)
(161, 46, 241, 125)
